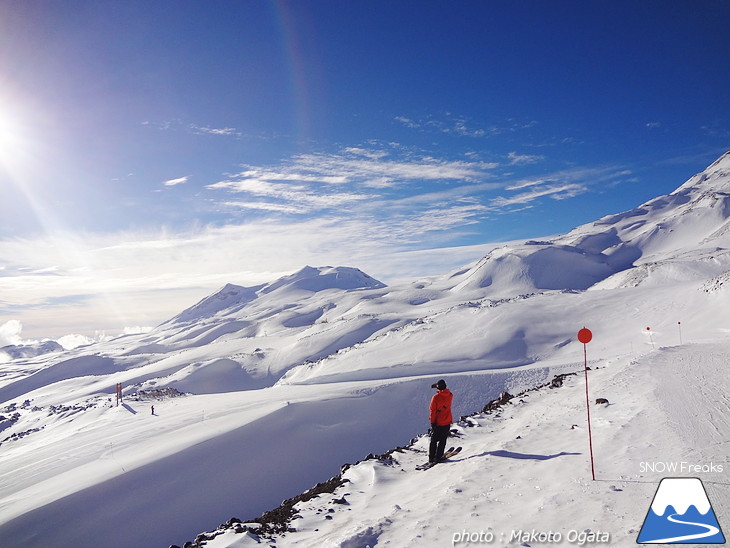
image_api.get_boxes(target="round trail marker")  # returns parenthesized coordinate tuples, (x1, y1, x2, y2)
(578, 327, 593, 344)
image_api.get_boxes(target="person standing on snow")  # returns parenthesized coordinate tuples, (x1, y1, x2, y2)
(429, 379, 453, 464)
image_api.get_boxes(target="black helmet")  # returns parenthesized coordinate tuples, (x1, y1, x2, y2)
(431, 379, 446, 390)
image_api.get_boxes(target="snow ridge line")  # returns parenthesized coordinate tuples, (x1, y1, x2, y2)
(178, 370, 581, 547)
(277, 290, 554, 385)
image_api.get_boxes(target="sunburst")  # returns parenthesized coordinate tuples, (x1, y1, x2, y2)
(0, 101, 29, 172)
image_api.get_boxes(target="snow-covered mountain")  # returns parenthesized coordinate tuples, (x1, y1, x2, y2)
(0, 152, 728, 548)
(0, 340, 63, 361)
(448, 151, 730, 296)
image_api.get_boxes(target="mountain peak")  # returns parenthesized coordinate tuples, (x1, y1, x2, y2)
(168, 282, 262, 324)
(707, 149, 730, 170)
(0, 340, 64, 361)
(167, 266, 385, 324)
(670, 149, 730, 195)
(260, 266, 386, 295)
(449, 151, 730, 295)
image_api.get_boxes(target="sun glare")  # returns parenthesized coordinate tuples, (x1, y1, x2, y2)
(0, 97, 35, 172)
(0, 114, 22, 162)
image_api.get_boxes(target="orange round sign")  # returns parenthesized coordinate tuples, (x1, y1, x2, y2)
(577, 328, 593, 344)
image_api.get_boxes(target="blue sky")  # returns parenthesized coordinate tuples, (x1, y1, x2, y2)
(0, 0, 729, 341)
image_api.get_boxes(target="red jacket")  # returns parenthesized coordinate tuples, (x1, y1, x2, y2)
(429, 388, 453, 426)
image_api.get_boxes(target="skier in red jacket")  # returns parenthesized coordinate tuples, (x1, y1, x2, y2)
(429, 379, 453, 463)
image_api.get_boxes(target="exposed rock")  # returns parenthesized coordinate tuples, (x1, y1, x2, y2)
(482, 391, 514, 413)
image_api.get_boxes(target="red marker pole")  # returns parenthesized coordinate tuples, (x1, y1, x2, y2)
(678, 321, 683, 345)
(577, 328, 595, 481)
(646, 327, 655, 349)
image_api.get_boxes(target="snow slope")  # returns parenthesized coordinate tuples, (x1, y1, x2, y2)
(0, 153, 728, 547)
(201, 342, 729, 547)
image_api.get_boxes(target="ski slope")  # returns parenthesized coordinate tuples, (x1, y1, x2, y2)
(200, 342, 729, 547)
(0, 152, 728, 547)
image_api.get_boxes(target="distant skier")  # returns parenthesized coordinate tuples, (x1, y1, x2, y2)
(429, 379, 453, 464)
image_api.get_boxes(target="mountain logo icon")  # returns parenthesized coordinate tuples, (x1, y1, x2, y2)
(637, 477, 726, 544)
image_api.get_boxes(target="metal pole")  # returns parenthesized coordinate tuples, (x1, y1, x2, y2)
(584, 342, 596, 481)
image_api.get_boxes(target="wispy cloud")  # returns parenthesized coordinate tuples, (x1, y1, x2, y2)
(492, 167, 632, 208)
(206, 146, 499, 216)
(189, 124, 242, 137)
(395, 114, 538, 139)
(205, 148, 630, 239)
(143, 119, 242, 138)
(209, 177, 373, 214)
(491, 183, 586, 206)
(163, 176, 189, 187)
(220, 201, 304, 214)
(289, 149, 497, 181)
(389, 203, 490, 238)
(394, 116, 419, 129)
(508, 151, 544, 165)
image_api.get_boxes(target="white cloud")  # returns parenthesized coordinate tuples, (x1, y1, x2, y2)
(122, 326, 153, 335)
(234, 168, 348, 185)
(396, 114, 538, 139)
(221, 201, 305, 214)
(491, 183, 587, 207)
(163, 176, 189, 187)
(508, 151, 544, 165)
(390, 203, 490, 237)
(0, 319, 24, 347)
(209, 177, 373, 214)
(361, 177, 397, 189)
(394, 116, 420, 128)
(506, 178, 550, 191)
(206, 148, 499, 217)
(288, 150, 497, 182)
(449, 121, 486, 137)
(143, 119, 242, 138)
(189, 124, 241, 137)
(342, 147, 389, 160)
(56, 333, 96, 350)
(493, 166, 630, 207)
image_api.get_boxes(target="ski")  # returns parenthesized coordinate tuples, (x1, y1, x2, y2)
(416, 446, 452, 470)
(416, 446, 461, 470)
(441, 446, 462, 460)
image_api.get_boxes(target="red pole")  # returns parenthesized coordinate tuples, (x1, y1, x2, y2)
(678, 321, 683, 345)
(583, 342, 596, 481)
(577, 328, 595, 481)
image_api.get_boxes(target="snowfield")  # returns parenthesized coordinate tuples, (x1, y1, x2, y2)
(202, 342, 728, 548)
(0, 153, 728, 547)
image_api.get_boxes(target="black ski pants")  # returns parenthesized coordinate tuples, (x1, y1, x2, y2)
(429, 424, 450, 462)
